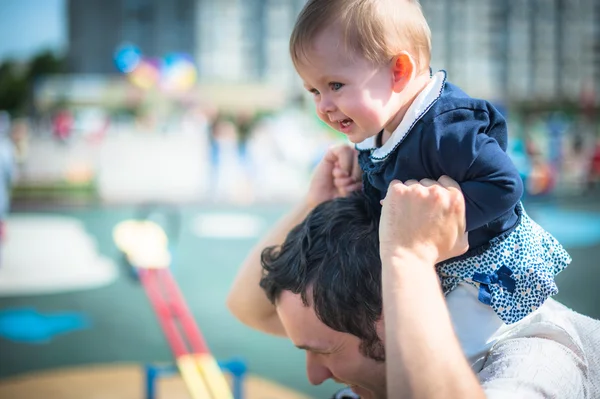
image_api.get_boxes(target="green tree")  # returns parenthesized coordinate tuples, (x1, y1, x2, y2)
(27, 50, 64, 81)
(0, 50, 65, 117)
(0, 61, 28, 116)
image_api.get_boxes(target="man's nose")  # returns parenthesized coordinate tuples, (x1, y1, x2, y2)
(306, 352, 333, 385)
(316, 95, 336, 115)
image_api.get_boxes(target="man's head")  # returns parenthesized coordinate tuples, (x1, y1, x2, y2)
(289, 0, 432, 143)
(260, 192, 387, 398)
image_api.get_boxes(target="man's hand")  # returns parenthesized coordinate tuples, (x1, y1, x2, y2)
(379, 176, 468, 265)
(306, 145, 362, 208)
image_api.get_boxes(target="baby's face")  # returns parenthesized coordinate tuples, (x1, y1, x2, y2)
(295, 28, 402, 144)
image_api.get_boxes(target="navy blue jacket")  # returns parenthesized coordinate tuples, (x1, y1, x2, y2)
(357, 73, 523, 250)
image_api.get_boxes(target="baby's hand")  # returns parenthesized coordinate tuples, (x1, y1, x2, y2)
(332, 150, 362, 197)
(306, 145, 362, 208)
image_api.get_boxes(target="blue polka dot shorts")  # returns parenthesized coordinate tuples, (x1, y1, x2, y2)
(437, 203, 571, 324)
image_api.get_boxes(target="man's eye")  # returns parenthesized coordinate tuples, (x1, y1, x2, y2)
(309, 88, 320, 95)
(330, 82, 344, 91)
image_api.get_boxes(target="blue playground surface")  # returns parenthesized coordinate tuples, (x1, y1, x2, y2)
(1, 197, 600, 398)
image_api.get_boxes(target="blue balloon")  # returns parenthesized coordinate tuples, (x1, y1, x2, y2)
(114, 43, 142, 74)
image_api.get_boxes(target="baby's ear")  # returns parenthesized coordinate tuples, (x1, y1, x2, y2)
(391, 51, 415, 92)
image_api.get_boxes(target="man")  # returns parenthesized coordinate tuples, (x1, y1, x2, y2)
(227, 145, 600, 398)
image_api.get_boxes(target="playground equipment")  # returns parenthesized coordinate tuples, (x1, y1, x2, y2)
(113, 210, 238, 399)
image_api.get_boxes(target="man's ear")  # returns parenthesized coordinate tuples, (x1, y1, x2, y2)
(391, 51, 415, 93)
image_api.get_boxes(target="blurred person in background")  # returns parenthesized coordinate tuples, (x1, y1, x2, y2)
(235, 110, 255, 166)
(208, 113, 248, 203)
(8, 116, 28, 169)
(527, 153, 556, 197)
(0, 111, 15, 260)
(52, 108, 74, 144)
(588, 137, 600, 192)
(559, 124, 592, 195)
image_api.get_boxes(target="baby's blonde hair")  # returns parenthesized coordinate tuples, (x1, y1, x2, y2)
(290, 0, 431, 73)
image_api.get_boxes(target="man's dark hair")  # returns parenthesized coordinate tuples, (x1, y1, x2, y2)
(260, 191, 385, 361)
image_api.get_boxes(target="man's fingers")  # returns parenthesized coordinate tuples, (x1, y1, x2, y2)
(437, 176, 465, 212)
(438, 175, 461, 191)
(382, 179, 405, 204)
(419, 178, 440, 187)
(388, 179, 408, 191)
(404, 179, 419, 186)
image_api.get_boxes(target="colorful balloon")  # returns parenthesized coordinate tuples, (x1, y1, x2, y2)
(113, 43, 142, 74)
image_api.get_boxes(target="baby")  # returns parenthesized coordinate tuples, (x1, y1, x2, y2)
(289, 0, 571, 326)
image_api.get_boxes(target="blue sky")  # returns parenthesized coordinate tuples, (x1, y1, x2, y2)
(0, 0, 66, 62)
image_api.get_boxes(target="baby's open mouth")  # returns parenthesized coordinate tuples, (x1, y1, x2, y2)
(339, 119, 353, 128)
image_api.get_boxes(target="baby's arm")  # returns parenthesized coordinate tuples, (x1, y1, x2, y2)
(421, 108, 523, 232)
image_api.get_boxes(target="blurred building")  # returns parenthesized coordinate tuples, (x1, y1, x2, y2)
(67, 0, 599, 103)
(423, 0, 600, 102)
(195, 0, 305, 85)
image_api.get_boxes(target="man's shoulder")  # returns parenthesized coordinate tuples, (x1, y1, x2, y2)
(480, 300, 600, 398)
(479, 317, 592, 398)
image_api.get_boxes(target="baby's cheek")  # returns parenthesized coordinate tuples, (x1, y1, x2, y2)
(358, 96, 387, 118)
(362, 106, 387, 126)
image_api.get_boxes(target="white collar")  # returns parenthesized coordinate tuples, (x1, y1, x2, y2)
(355, 70, 447, 161)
